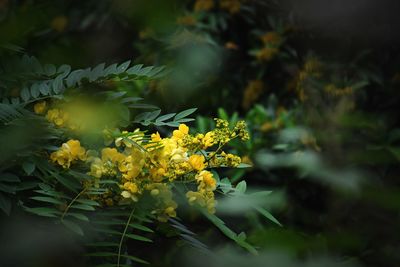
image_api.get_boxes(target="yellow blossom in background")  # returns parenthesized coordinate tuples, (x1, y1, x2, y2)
(34, 101, 47, 114)
(294, 57, 323, 102)
(187, 170, 217, 213)
(177, 15, 197, 26)
(147, 183, 178, 222)
(256, 47, 278, 62)
(220, 0, 241, 14)
(46, 108, 69, 127)
(51, 15, 68, 32)
(242, 80, 264, 109)
(260, 31, 281, 46)
(139, 27, 155, 40)
(225, 41, 239, 50)
(324, 84, 353, 97)
(194, 0, 214, 12)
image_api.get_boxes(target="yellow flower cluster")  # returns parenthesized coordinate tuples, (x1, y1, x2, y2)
(194, 0, 214, 12)
(255, 47, 279, 62)
(295, 57, 323, 102)
(220, 0, 241, 14)
(34, 101, 47, 114)
(49, 120, 249, 221)
(186, 170, 217, 213)
(255, 31, 282, 62)
(177, 15, 197, 26)
(260, 106, 287, 133)
(50, 140, 86, 168)
(193, 0, 242, 14)
(46, 108, 70, 127)
(242, 80, 264, 110)
(324, 84, 353, 97)
(34, 101, 80, 130)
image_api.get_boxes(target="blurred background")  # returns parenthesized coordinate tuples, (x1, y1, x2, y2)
(1, 0, 400, 266)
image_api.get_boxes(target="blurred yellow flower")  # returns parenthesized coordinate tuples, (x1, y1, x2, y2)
(260, 32, 281, 46)
(34, 101, 47, 114)
(51, 16, 68, 32)
(177, 15, 197, 26)
(194, 0, 214, 12)
(242, 80, 264, 109)
(256, 47, 278, 62)
(220, 0, 241, 14)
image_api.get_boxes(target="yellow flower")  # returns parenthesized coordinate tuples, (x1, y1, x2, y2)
(188, 154, 206, 171)
(172, 124, 189, 140)
(151, 132, 162, 142)
(260, 32, 281, 46)
(201, 131, 215, 148)
(101, 148, 124, 164)
(196, 170, 216, 190)
(34, 101, 47, 114)
(225, 41, 239, 50)
(88, 157, 103, 178)
(177, 15, 197, 26)
(186, 191, 206, 206)
(220, 0, 241, 14)
(50, 139, 86, 168)
(46, 108, 69, 127)
(242, 80, 264, 109)
(256, 47, 278, 62)
(64, 140, 86, 160)
(194, 0, 214, 12)
(51, 15, 68, 32)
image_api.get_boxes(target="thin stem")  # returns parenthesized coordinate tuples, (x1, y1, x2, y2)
(60, 188, 86, 221)
(117, 207, 136, 267)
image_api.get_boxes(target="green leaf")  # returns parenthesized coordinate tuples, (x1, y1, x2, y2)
(44, 64, 56, 76)
(22, 161, 35, 175)
(174, 108, 197, 120)
(67, 212, 89, 222)
(39, 82, 50, 95)
(20, 87, 30, 101)
(30, 196, 63, 205)
(129, 223, 154, 233)
(237, 163, 252, 168)
(0, 173, 20, 182)
(388, 147, 400, 161)
(62, 219, 84, 236)
(75, 198, 100, 206)
(146, 109, 161, 121)
(125, 234, 153, 242)
(25, 207, 59, 217)
(71, 204, 96, 211)
(202, 211, 258, 255)
(87, 252, 149, 265)
(0, 183, 16, 194)
(235, 181, 247, 194)
(254, 206, 282, 226)
(30, 84, 40, 98)
(155, 113, 176, 122)
(219, 178, 232, 194)
(86, 242, 119, 247)
(218, 108, 229, 120)
(0, 193, 11, 215)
